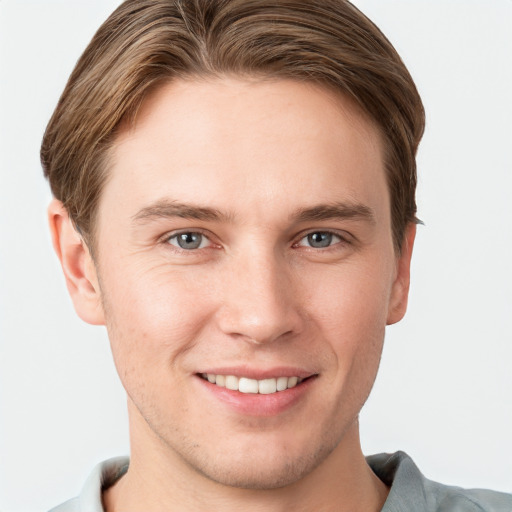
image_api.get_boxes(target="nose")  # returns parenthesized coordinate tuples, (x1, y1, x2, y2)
(215, 250, 303, 345)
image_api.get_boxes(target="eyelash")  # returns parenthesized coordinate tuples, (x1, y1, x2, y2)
(162, 229, 351, 253)
(293, 230, 348, 250)
(164, 230, 215, 252)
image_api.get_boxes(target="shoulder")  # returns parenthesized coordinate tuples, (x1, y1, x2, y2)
(367, 451, 512, 512)
(424, 477, 512, 512)
(433, 486, 512, 512)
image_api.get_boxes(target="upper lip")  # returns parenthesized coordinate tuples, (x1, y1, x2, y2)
(196, 366, 317, 380)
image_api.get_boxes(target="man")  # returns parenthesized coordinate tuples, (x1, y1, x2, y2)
(40, 0, 511, 511)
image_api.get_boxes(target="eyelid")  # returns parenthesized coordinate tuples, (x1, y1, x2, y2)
(300, 233, 340, 247)
(160, 229, 217, 249)
(157, 227, 353, 252)
(293, 229, 353, 248)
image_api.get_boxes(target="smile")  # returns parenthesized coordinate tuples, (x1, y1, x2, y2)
(200, 373, 305, 394)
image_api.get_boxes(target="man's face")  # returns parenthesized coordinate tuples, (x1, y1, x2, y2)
(89, 78, 412, 488)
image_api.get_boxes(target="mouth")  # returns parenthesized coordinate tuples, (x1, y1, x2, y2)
(199, 373, 313, 395)
(196, 369, 318, 416)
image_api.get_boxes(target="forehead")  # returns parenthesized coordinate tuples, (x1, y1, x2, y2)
(102, 78, 388, 228)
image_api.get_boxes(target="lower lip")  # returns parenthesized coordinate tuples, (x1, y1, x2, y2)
(196, 375, 316, 417)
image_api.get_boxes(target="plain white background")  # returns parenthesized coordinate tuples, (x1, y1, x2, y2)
(0, 1, 511, 511)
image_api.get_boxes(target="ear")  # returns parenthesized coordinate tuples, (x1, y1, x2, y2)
(387, 223, 416, 326)
(48, 199, 105, 325)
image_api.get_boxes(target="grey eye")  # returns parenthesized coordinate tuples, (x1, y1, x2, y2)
(307, 232, 333, 248)
(169, 232, 208, 250)
(297, 231, 342, 248)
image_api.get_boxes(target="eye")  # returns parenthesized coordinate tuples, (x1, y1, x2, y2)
(297, 231, 343, 249)
(167, 232, 210, 250)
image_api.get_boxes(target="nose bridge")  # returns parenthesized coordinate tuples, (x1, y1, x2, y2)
(216, 246, 301, 344)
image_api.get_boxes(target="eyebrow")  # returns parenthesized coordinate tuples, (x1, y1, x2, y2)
(132, 199, 233, 224)
(132, 199, 375, 226)
(291, 202, 376, 224)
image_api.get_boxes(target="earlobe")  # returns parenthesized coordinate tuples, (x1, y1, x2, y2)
(387, 223, 416, 326)
(48, 199, 105, 325)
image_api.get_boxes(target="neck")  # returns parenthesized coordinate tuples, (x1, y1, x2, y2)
(103, 413, 388, 512)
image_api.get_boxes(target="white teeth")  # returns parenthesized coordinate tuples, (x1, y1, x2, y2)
(239, 377, 259, 394)
(259, 378, 277, 394)
(276, 376, 288, 391)
(287, 376, 298, 388)
(202, 373, 308, 394)
(225, 375, 239, 391)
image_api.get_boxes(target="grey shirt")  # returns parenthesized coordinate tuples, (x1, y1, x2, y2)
(49, 451, 512, 511)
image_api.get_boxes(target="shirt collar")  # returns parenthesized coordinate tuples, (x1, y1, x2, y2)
(79, 451, 428, 511)
(79, 456, 129, 512)
(367, 451, 429, 512)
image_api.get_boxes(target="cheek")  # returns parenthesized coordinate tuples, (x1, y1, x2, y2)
(304, 260, 393, 388)
(99, 261, 216, 380)
(307, 260, 393, 335)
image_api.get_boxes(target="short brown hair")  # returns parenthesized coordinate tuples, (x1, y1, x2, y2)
(41, 0, 425, 251)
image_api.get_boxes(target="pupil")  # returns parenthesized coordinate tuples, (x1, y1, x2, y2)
(178, 232, 201, 249)
(309, 232, 331, 248)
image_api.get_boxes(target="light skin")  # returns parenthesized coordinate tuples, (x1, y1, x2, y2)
(49, 78, 415, 512)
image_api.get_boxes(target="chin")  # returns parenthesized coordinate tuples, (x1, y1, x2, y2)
(179, 432, 341, 490)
